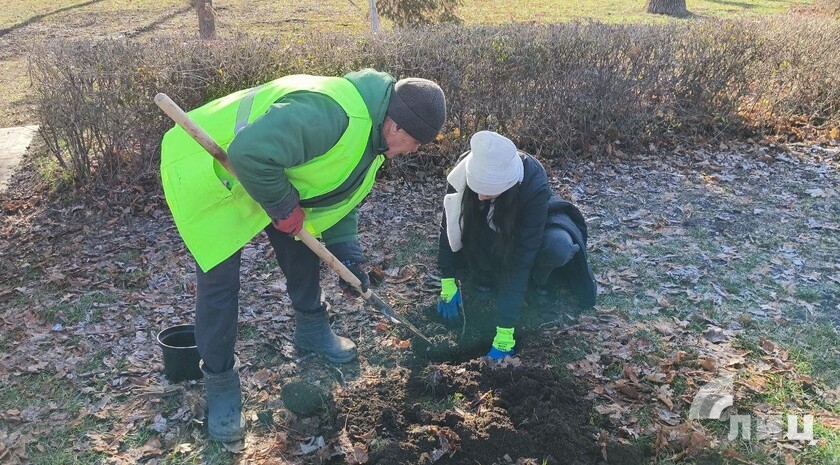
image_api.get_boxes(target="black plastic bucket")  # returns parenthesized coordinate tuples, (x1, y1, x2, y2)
(157, 324, 203, 382)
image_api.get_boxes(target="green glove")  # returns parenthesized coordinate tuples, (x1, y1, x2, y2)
(491, 327, 516, 353)
(440, 278, 459, 303)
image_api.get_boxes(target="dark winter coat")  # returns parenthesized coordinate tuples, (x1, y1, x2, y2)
(438, 153, 592, 328)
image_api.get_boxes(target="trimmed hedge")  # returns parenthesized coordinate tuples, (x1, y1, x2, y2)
(30, 17, 840, 187)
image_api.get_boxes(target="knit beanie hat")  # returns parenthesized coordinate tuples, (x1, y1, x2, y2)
(465, 131, 524, 196)
(387, 78, 446, 144)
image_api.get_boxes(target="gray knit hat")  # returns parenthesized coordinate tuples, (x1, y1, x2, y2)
(387, 78, 446, 144)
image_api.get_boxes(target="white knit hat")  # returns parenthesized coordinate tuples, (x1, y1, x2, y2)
(465, 131, 524, 196)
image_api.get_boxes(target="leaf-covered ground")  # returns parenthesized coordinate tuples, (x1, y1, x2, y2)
(1, 141, 839, 464)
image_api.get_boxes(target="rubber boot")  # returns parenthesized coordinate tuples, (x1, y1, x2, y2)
(294, 305, 357, 363)
(201, 358, 245, 442)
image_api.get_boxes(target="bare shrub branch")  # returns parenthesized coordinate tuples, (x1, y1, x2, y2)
(29, 17, 840, 189)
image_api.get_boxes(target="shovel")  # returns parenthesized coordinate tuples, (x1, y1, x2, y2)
(154, 93, 433, 345)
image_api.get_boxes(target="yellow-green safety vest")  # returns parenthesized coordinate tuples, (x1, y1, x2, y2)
(160, 75, 384, 272)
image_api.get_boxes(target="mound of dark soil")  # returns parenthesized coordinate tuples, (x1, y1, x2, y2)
(334, 360, 620, 465)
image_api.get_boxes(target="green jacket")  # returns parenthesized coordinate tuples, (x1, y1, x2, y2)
(160, 69, 395, 271)
(228, 69, 394, 245)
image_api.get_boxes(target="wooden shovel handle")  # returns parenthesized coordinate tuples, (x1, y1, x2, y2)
(154, 94, 234, 174)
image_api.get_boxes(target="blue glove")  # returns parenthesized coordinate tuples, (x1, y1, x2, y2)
(486, 347, 514, 360)
(486, 327, 515, 360)
(436, 290, 462, 320)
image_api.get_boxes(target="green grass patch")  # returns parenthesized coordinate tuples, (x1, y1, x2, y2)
(763, 373, 808, 409)
(634, 327, 665, 353)
(688, 420, 778, 465)
(78, 348, 111, 374)
(551, 335, 593, 364)
(111, 266, 151, 290)
(732, 333, 764, 361)
(548, 336, 592, 381)
(800, 421, 840, 464)
(122, 427, 156, 449)
(26, 416, 110, 465)
(33, 146, 75, 190)
(766, 319, 840, 387)
(672, 375, 689, 397)
(603, 361, 624, 380)
(0, 0, 813, 33)
(0, 372, 91, 417)
(458, 0, 809, 25)
(392, 230, 437, 267)
(718, 317, 840, 463)
(418, 391, 469, 414)
(239, 323, 259, 341)
(595, 293, 643, 317)
(590, 249, 634, 270)
(794, 285, 824, 304)
(717, 275, 750, 297)
(158, 442, 240, 465)
(700, 416, 731, 438)
(36, 291, 121, 325)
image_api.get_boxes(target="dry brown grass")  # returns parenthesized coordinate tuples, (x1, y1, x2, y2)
(0, 0, 367, 127)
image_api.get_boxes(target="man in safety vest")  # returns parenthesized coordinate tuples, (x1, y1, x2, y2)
(160, 68, 446, 442)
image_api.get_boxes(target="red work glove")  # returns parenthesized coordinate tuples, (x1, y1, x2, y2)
(273, 205, 305, 236)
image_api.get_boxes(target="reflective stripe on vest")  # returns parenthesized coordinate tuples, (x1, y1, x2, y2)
(160, 75, 383, 272)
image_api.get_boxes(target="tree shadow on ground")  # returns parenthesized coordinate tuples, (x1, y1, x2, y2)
(125, 5, 194, 38)
(0, 0, 106, 38)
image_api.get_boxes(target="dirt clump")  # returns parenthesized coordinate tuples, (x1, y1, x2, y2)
(282, 380, 330, 417)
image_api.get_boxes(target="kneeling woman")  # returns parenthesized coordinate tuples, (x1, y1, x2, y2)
(436, 131, 597, 360)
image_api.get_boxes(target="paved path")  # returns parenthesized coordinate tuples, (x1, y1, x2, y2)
(0, 125, 38, 194)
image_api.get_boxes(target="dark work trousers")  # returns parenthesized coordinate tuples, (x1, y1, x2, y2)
(195, 225, 322, 374)
(472, 226, 578, 287)
(531, 226, 579, 285)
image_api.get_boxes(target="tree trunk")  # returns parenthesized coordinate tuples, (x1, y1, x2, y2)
(193, 0, 217, 40)
(645, 0, 688, 17)
(369, 0, 381, 33)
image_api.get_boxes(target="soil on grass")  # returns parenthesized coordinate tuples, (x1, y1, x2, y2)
(336, 361, 607, 465)
(282, 323, 634, 465)
(273, 289, 644, 465)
